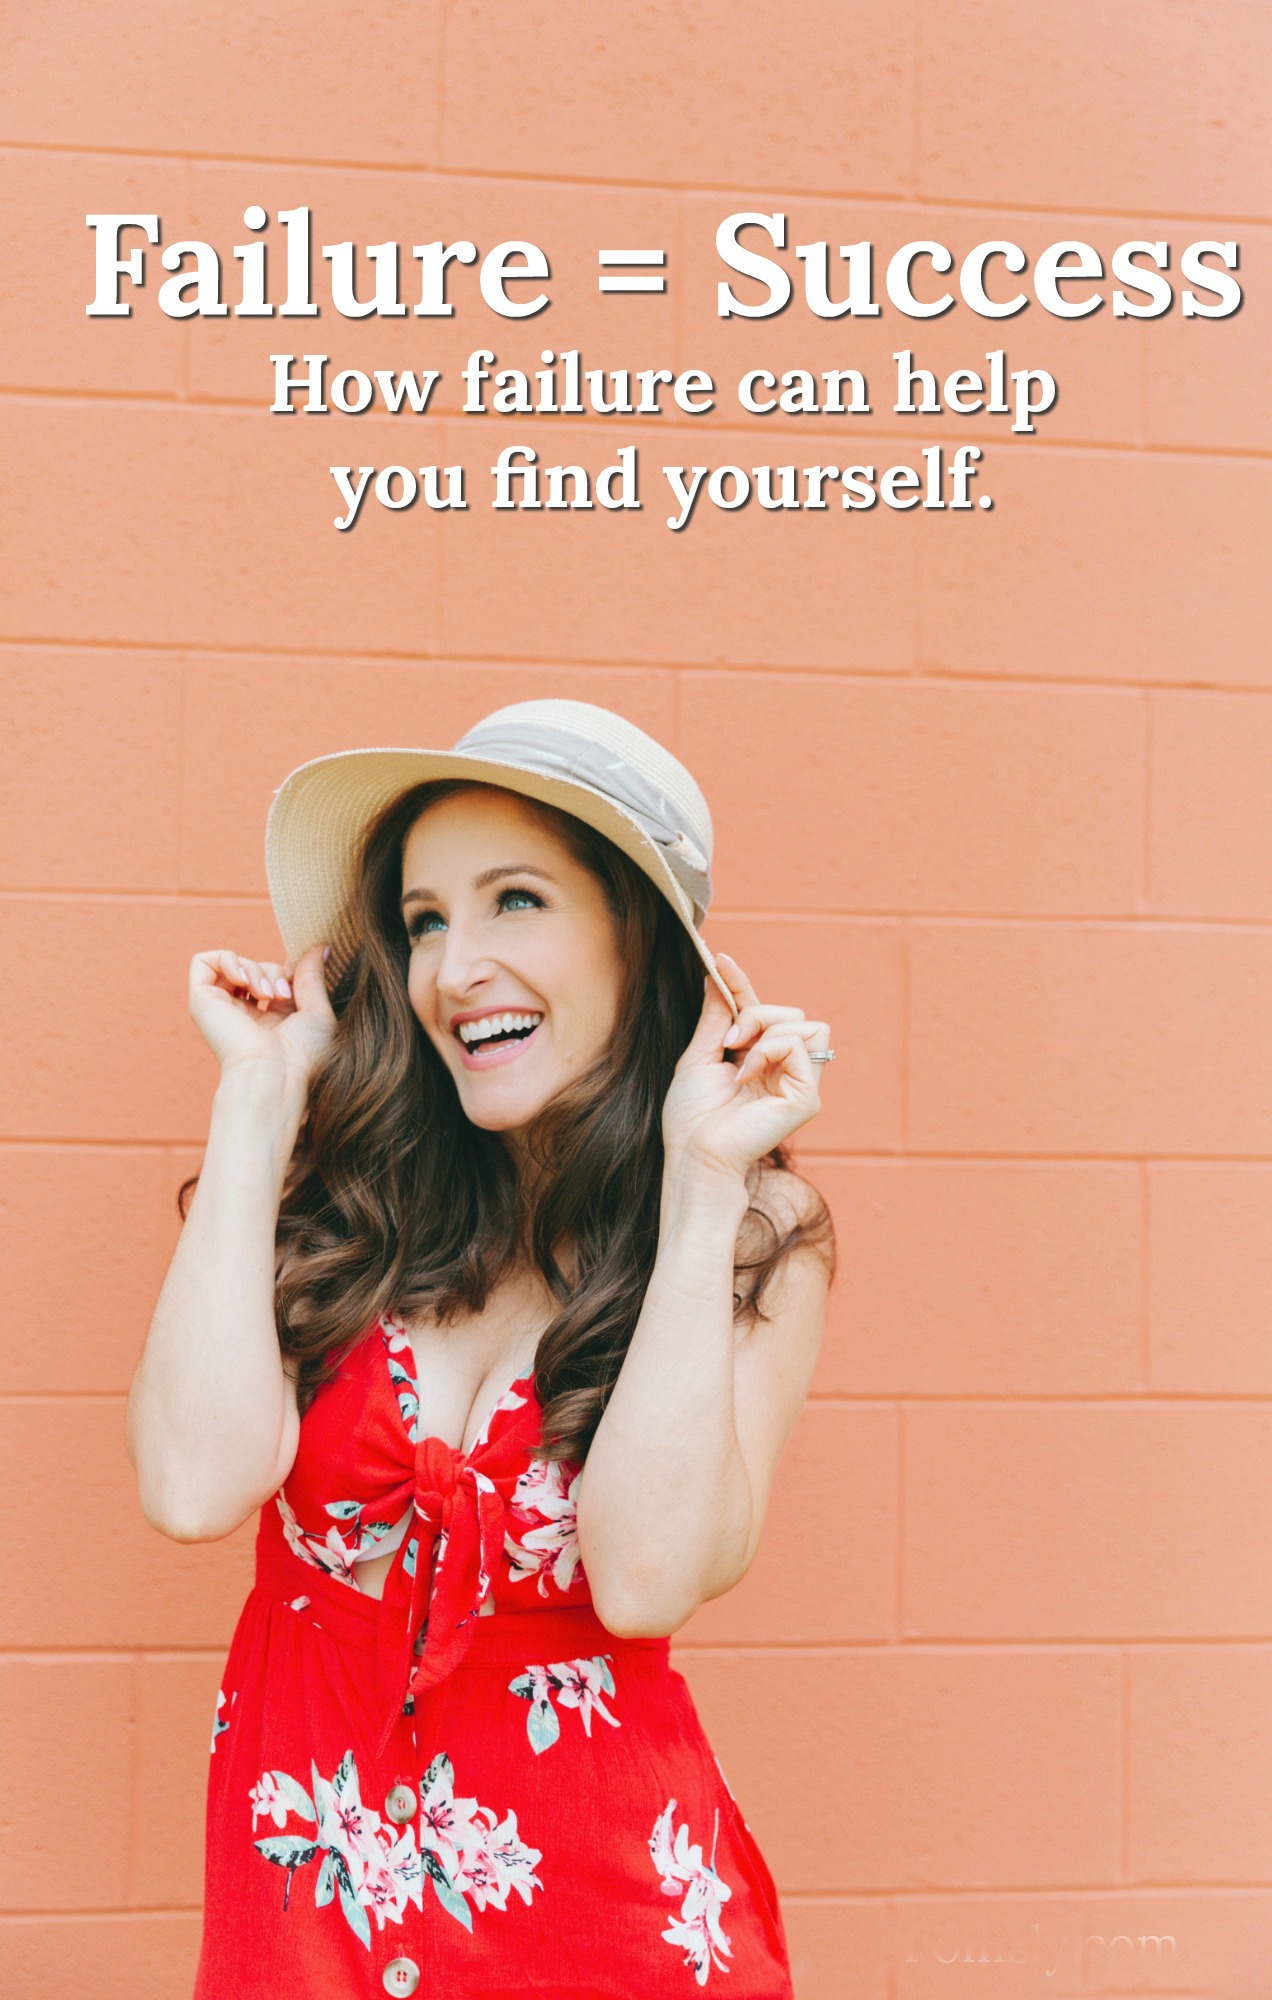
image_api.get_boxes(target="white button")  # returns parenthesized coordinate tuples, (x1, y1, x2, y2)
(382, 1958, 420, 1996)
(385, 1783, 417, 1825)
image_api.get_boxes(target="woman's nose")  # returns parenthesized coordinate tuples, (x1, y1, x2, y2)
(433, 919, 494, 1004)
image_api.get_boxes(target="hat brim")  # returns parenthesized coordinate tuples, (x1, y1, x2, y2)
(264, 747, 738, 1017)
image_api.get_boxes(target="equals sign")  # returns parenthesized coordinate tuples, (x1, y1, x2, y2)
(598, 249, 667, 293)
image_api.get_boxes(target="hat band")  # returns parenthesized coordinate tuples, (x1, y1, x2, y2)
(453, 722, 713, 922)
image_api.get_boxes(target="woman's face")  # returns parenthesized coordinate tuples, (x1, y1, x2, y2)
(400, 787, 626, 1142)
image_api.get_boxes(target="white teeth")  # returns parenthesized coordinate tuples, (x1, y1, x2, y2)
(457, 1011, 543, 1046)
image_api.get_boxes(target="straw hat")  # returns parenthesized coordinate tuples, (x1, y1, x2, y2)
(265, 698, 738, 1015)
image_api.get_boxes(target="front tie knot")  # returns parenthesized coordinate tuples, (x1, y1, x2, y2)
(376, 1440, 510, 1756)
(412, 1435, 465, 1526)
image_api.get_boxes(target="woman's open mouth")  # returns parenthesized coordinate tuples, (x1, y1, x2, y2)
(454, 1010, 544, 1069)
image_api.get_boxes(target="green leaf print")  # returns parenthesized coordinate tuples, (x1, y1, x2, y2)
(597, 1655, 616, 1696)
(314, 1849, 336, 1907)
(336, 1858, 372, 1949)
(324, 1500, 362, 1520)
(422, 1750, 453, 1792)
(426, 1856, 474, 1932)
(254, 1835, 319, 1871)
(332, 1749, 358, 1801)
(526, 1698, 560, 1755)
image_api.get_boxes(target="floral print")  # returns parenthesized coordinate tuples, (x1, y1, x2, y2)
(199, 1313, 793, 1996)
(276, 1489, 402, 1588)
(250, 1748, 540, 1949)
(418, 1752, 543, 1925)
(509, 1654, 620, 1752)
(504, 1455, 584, 1593)
(210, 1687, 236, 1754)
(650, 1800, 734, 1986)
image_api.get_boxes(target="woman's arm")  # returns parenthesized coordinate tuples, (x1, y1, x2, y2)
(125, 944, 333, 1542)
(576, 954, 832, 1636)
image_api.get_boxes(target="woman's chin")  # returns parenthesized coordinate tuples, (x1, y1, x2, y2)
(454, 1078, 555, 1135)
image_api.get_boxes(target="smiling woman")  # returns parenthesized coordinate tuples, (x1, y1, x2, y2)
(125, 699, 835, 1999)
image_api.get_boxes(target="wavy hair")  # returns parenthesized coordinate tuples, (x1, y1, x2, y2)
(193, 779, 834, 1464)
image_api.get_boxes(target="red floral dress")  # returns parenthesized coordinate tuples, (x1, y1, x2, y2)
(194, 1313, 794, 1998)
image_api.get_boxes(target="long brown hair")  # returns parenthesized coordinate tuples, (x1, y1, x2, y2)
(189, 779, 834, 1462)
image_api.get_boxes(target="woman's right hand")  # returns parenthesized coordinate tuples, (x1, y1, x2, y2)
(188, 941, 337, 1094)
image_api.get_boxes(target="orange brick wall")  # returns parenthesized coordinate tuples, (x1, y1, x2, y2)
(2, 6, 1270, 1996)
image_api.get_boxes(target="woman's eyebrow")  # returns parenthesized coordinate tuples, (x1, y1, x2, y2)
(400, 863, 557, 909)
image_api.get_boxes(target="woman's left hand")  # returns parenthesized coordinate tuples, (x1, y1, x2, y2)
(661, 952, 831, 1181)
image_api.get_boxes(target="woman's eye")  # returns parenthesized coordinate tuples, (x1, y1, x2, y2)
(499, 887, 544, 913)
(407, 910, 446, 940)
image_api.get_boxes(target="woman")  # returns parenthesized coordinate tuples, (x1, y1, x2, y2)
(127, 698, 835, 1999)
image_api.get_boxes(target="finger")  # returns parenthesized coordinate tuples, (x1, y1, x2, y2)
(722, 1001, 805, 1052)
(733, 1025, 820, 1094)
(290, 942, 337, 1022)
(230, 956, 274, 1010)
(191, 950, 259, 1000)
(258, 960, 292, 1003)
(714, 952, 761, 1012)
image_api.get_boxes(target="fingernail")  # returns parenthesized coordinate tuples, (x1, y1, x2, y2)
(277, 977, 291, 999)
(322, 944, 332, 963)
(723, 1024, 739, 1046)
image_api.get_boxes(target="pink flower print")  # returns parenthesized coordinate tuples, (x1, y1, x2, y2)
(451, 1844, 506, 1912)
(509, 1655, 620, 1752)
(249, 1771, 289, 1829)
(358, 1827, 425, 1931)
(649, 1799, 734, 1986)
(275, 1491, 361, 1588)
(504, 1457, 583, 1594)
(418, 1753, 487, 1882)
(312, 1752, 383, 1893)
(549, 1655, 619, 1737)
(479, 1806, 543, 1908)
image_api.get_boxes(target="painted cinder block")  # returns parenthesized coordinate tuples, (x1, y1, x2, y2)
(0, 1145, 173, 1393)
(812, 1159, 1141, 1396)
(0, 1658, 134, 1908)
(0, 895, 282, 1142)
(918, 0, 1271, 215)
(1150, 689, 1272, 919)
(131, 1653, 226, 1906)
(1128, 1647, 1272, 1883)
(1148, 1163, 1272, 1394)
(916, 446, 1272, 689)
(784, 1898, 892, 2000)
(673, 1647, 1122, 1891)
(0, 1399, 254, 1648)
(704, 915, 905, 1156)
(441, 1, 919, 197)
(0, 1913, 202, 2000)
(1, 3, 440, 165)
(676, 1404, 898, 1645)
(0, 646, 182, 891)
(904, 1404, 1272, 1639)
(0, 402, 451, 657)
(681, 671, 1145, 915)
(908, 921, 1272, 1156)
(1143, 228, 1272, 452)
(436, 415, 920, 671)
(0, 152, 186, 397)
(892, 1888, 1272, 1998)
